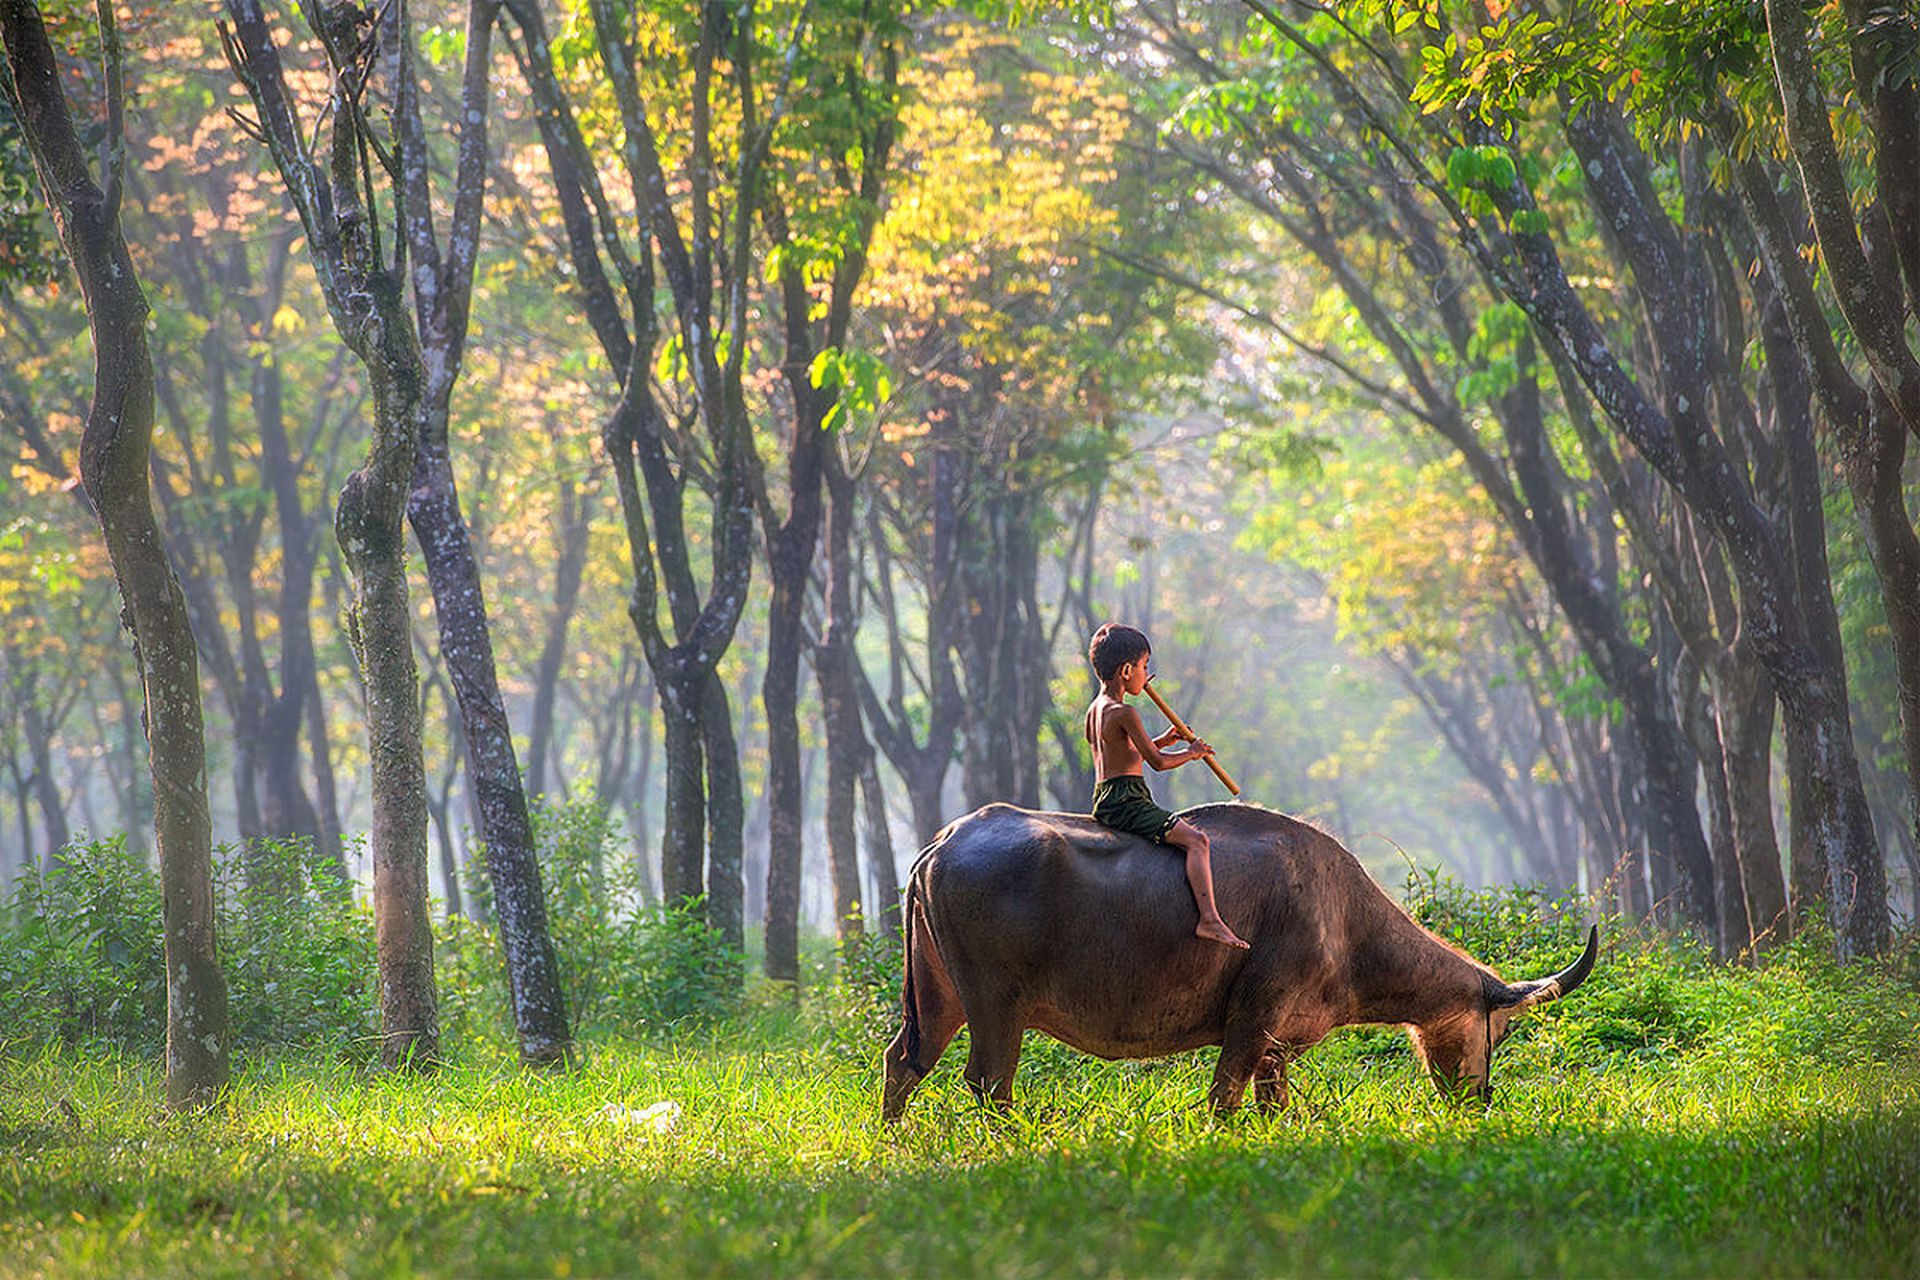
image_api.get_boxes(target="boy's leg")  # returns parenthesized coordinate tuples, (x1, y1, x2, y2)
(1166, 818, 1249, 949)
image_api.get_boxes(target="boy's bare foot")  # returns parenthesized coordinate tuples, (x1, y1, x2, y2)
(1197, 918, 1250, 949)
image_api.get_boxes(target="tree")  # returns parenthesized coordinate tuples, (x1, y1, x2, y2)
(1391, 0, 1892, 956)
(759, 3, 900, 974)
(220, 0, 441, 1064)
(1113, 0, 1715, 932)
(855, 21, 1196, 829)
(502, 0, 900, 968)
(1, 0, 229, 1105)
(222, 0, 570, 1066)
(1104, 0, 1891, 955)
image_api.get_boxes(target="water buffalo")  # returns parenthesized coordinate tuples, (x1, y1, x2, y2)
(882, 801, 1597, 1118)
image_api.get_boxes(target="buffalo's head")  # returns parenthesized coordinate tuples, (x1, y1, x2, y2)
(1411, 925, 1598, 1102)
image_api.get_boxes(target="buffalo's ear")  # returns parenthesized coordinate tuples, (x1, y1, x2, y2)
(1486, 979, 1546, 1011)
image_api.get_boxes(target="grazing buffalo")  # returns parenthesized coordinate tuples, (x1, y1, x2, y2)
(882, 802, 1597, 1118)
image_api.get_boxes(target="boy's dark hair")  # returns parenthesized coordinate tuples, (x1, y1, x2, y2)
(1089, 623, 1151, 681)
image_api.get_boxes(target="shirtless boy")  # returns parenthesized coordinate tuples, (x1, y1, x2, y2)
(1084, 623, 1249, 949)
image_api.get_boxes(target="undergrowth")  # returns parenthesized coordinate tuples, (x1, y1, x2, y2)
(2, 827, 1917, 1277)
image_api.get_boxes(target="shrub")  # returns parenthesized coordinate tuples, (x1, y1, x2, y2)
(1398, 866, 1920, 1070)
(214, 835, 378, 1057)
(810, 922, 906, 1060)
(448, 797, 745, 1043)
(0, 834, 376, 1058)
(0, 836, 165, 1051)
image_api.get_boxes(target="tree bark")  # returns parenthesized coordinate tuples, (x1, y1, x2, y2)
(859, 740, 901, 943)
(397, 0, 568, 1066)
(526, 471, 589, 801)
(342, 298, 439, 1068)
(221, 0, 444, 1063)
(701, 668, 744, 947)
(2, 0, 229, 1105)
(817, 458, 867, 949)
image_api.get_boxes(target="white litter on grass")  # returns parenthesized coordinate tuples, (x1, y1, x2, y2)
(600, 1100, 681, 1135)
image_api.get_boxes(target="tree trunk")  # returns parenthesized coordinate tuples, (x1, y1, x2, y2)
(817, 462, 866, 950)
(1759, 290, 1841, 929)
(342, 316, 439, 1068)
(10, 765, 34, 882)
(657, 660, 707, 904)
(526, 473, 588, 801)
(859, 743, 900, 943)
(701, 668, 745, 948)
(221, 0, 447, 1067)
(106, 661, 152, 860)
(1840, 388, 1920, 912)
(2, 0, 229, 1105)
(1716, 654, 1787, 951)
(425, 761, 465, 921)
(761, 503, 817, 978)
(305, 654, 346, 888)
(383, 0, 570, 1068)
(22, 697, 69, 867)
(250, 297, 332, 867)
(628, 678, 655, 902)
(1500, 109, 1888, 956)
(959, 489, 1050, 809)
(859, 460, 963, 848)
(1500, 340, 1715, 928)
(758, 298, 826, 978)
(408, 427, 570, 1065)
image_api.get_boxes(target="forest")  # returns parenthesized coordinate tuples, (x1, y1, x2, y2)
(1, 0, 1917, 1275)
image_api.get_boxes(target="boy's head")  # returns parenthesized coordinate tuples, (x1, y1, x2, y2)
(1089, 623, 1151, 683)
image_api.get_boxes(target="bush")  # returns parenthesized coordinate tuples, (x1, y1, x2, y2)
(1399, 865, 1920, 1070)
(0, 836, 166, 1051)
(448, 797, 745, 1043)
(0, 834, 376, 1057)
(810, 922, 906, 1060)
(214, 835, 378, 1056)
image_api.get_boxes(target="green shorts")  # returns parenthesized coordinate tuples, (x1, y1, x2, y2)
(1092, 775, 1179, 844)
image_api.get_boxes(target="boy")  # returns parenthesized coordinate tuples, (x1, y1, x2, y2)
(1085, 623, 1249, 949)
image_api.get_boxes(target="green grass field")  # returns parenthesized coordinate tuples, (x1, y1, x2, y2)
(4, 926, 1919, 1280)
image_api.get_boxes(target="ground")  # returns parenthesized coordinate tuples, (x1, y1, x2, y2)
(2, 993, 1917, 1278)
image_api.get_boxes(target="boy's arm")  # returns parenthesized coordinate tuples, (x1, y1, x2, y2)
(1120, 705, 1213, 772)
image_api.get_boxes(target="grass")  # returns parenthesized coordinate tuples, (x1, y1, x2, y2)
(5, 857, 1919, 1278)
(3, 967, 1918, 1280)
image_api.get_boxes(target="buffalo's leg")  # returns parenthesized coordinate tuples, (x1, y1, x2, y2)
(882, 913, 967, 1121)
(1209, 1020, 1275, 1116)
(1252, 1051, 1288, 1114)
(960, 1006, 1024, 1109)
(882, 1000, 964, 1121)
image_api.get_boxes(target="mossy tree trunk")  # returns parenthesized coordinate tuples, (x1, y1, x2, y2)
(397, 0, 568, 1067)
(221, 0, 440, 1065)
(1, 0, 229, 1106)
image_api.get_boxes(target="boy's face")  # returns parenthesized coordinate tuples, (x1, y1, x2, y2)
(1119, 652, 1151, 695)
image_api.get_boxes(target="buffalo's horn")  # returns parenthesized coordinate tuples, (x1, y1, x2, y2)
(1492, 925, 1599, 1010)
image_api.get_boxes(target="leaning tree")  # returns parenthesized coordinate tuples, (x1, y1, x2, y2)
(0, 0, 229, 1106)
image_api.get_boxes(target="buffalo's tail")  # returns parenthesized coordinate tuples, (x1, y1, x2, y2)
(899, 872, 922, 1066)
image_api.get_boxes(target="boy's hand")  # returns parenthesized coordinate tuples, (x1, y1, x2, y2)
(1188, 737, 1214, 759)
